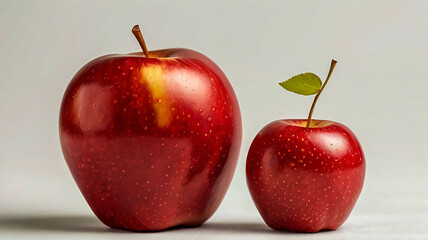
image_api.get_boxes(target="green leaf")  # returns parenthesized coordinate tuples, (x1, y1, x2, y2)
(279, 72, 322, 96)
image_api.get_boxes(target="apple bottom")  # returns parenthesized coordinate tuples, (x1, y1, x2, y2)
(253, 168, 364, 232)
(63, 135, 237, 231)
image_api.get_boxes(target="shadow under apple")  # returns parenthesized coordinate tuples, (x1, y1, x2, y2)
(0, 215, 339, 235)
(0, 215, 120, 233)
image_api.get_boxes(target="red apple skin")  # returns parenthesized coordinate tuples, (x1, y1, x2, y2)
(59, 49, 242, 231)
(246, 119, 365, 232)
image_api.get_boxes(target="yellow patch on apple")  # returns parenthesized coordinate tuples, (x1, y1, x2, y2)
(140, 65, 171, 127)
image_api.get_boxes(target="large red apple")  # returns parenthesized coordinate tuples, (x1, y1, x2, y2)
(59, 26, 242, 231)
(246, 60, 365, 232)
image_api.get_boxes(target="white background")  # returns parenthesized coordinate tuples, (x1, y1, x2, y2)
(1, 0, 427, 239)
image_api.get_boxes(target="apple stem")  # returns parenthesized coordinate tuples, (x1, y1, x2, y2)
(306, 59, 337, 128)
(132, 25, 151, 57)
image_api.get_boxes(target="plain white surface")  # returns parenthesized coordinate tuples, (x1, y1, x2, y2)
(1, 0, 428, 239)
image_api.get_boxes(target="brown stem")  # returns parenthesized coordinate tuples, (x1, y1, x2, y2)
(132, 25, 150, 57)
(306, 59, 337, 128)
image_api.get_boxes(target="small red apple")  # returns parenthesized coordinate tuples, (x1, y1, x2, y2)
(246, 60, 365, 232)
(59, 25, 242, 231)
